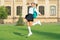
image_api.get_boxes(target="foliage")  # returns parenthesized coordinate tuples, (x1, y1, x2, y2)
(0, 6, 8, 24)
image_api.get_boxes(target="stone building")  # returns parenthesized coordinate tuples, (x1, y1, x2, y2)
(0, 0, 60, 23)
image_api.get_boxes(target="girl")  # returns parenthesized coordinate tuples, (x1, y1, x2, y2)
(32, 3, 42, 26)
(25, 2, 41, 36)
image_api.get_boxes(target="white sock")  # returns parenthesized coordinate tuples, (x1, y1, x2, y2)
(28, 26, 32, 36)
(37, 21, 42, 25)
(33, 22, 38, 26)
(32, 22, 37, 26)
(28, 26, 32, 34)
(33, 21, 41, 26)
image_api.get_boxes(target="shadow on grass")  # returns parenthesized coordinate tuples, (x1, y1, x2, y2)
(17, 28, 60, 39)
(33, 30, 60, 39)
(13, 32, 25, 36)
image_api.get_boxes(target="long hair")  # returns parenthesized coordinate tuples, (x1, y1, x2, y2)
(36, 4, 38, 8)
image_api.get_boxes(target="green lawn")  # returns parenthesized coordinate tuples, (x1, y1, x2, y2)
(0, 23, 60, 40)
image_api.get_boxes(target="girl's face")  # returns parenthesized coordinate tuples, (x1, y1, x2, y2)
(31, 3, 35, 7)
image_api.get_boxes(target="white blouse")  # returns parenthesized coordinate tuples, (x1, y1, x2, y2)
(29, 7, 40, 15)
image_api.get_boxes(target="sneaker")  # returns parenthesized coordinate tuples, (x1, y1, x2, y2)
(28, 33, 32, 37)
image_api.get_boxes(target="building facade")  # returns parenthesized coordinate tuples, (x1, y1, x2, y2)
(0, 0, 60, 23)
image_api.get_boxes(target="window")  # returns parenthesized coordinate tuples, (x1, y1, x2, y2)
(16, 6, 22, 15)
(6, 6, 11, 15)
(50, 6, 56, 16)
(39, 6, 45, 15)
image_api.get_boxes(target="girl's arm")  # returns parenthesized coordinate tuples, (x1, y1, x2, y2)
(35, 8, 41, 15)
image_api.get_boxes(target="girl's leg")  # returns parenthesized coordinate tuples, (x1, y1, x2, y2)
(36, 20, 41, 25)
(30, 21, 33, 26)
(27, 21, 32, 36)
(33, 20, 41, 26)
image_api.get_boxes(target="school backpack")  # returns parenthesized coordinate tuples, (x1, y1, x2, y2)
(33, 8, 37, 18)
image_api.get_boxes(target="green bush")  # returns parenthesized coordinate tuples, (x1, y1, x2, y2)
(0, 6, 8, 24)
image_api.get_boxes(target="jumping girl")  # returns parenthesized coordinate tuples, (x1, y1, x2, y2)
(25, 2, 41, 36)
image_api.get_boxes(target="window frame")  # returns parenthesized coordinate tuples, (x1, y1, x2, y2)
(5, 6, 11, 16)
(39, 6, 45, 15)
(16, 6, 22, 16)
(50, 6, 56, 16)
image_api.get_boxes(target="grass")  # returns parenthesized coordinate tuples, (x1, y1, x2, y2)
(0, 23, 60, 40)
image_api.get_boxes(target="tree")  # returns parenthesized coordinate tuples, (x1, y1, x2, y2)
(16, 7, 24, 26)
(0, 6, 8, 24)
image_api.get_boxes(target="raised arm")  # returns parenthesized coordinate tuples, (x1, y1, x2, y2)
(35, 8, 41, 15)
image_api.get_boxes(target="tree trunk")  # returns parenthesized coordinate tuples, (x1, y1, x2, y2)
(0, 19, 4, 24)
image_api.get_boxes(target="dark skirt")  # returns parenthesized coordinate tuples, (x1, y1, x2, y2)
(25, 14, 34, 22)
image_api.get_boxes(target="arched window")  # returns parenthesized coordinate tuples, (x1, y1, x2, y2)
(6, 6, 11, 15)
(16, 6, 22, 15)
(39, 6, 45, 15)
(50, 6, 56, 16)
